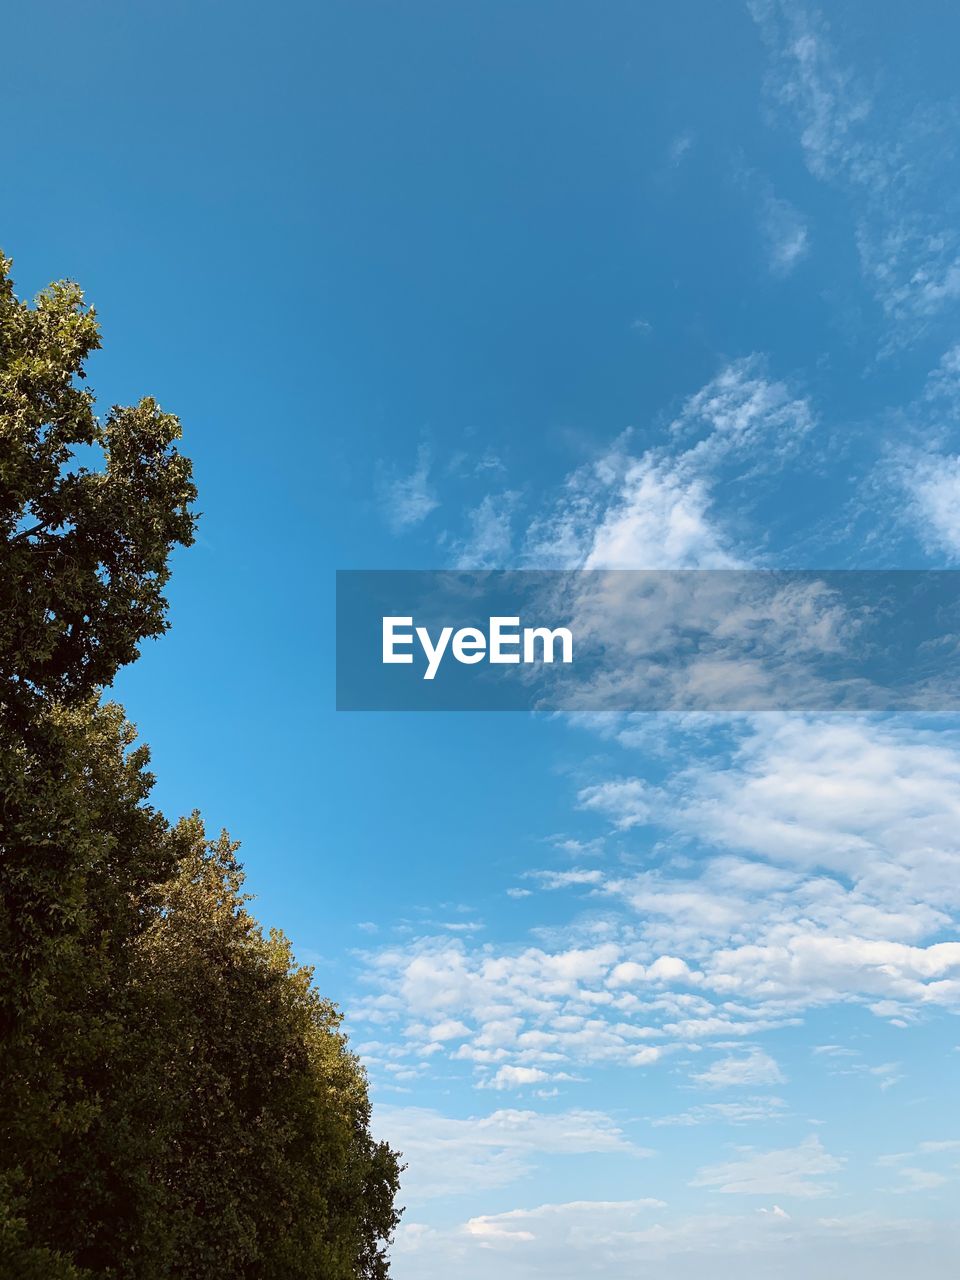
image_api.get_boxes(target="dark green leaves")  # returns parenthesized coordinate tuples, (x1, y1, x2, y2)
(0, 254, 197, 716)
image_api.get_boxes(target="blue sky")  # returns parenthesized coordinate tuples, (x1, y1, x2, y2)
(5, 1, 960, 1274)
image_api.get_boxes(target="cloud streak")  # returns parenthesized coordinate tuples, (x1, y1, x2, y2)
(751, 0, 960, 338)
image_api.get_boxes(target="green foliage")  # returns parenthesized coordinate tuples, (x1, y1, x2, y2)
(0, 252, 196, 718)
(128, 821, 402, 1279)
(0, 698, 184, 1276)
(0, 254, 401, 1277)
(0, 1172, 89, 1279)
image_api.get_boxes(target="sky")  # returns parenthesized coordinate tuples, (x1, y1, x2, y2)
(4, 1, 960, 1274)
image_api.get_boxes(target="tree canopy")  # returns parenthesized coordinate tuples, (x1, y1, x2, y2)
(0, 253, 196, 716)
(0, 254, 401, 1278)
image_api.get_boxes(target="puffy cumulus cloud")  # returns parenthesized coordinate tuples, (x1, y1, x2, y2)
(359, 936, 654, 1057)
(428, 1019, 472, 1043)
(374, 1105, 649, 1203)
(390, 1202, 960, 1280)
(608, 956, 694, 987)
(671, 717, 960, 923)
(578, 778, 653, 829)
(704, 935, 960, 1014)
(355, 933, 692, 1085)
(603, 718, 960, 1011)
(354, 715, 960, 1092)
(355, 924, 785, 1089)
(690, 1135, 843, 1198)
(487, 1065, 554, 1090)
(692, 1048, 786, 1089)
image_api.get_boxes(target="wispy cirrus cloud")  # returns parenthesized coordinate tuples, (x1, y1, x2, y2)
(759, 190, 810, 276)
(375, 1104, 649, 1203)
(521, 357, 813, 571)
(751, 1, 960, 339)
(449, 490, 520, 568)
(651, 1096, 789, 1127)
(690, 1134, 843, 1198)
(379, 444, 440, 532)
(877, 1136, 960, 1194)
(380, 358, 815, 571)
(668, 131, 694, 167)
(392, 1202, 959, 1280)
(857, 344, 960, 561)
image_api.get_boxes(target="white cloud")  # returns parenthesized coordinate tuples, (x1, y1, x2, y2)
(693, 1048, 786, 1089)
(872, 345, 960, 558)
(355, 716, 960, 1093)
(759, 191, 810, 276)
(452, 492, 519, 568)
(578, 778, 652, 829)
(751, 1, 960, 336)
(901, 452, 960, 560)
(750, 1, 874, 182)
(608, 956, 694, 987)
(670, 717, 960, 909)
(581, 361, 811, 569)
(669, 131, 694, 166)
(488, 1065, 553, 1090)
(532, 868, 606, 890)
(812, 1044, 858, 1058)
(652, 1096, 788, 1127)
(428, 1019, 472, 1042)
(375, 1105, 649, 1202)
(464, 1198, 667, 1245)
(391, 1203, 960, 1280)
(381, 444, 439, 531)
(691, 1135, 843, 1198)
(890, 1167, 948, 1193)
(521, 358, 813, 570)
(877, 1138, 960, 1194)
(582, 457, 740, 570)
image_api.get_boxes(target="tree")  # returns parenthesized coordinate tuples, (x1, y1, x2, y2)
(0, 252, 196, 720)
(0, 254, 401, 1276)
(0, 251, 198, 1274)
(128, 821, 402, 1279)
(0, 700, 186, 1277)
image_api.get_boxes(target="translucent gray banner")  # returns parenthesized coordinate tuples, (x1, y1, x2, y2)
(335, 570, 960, 712)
